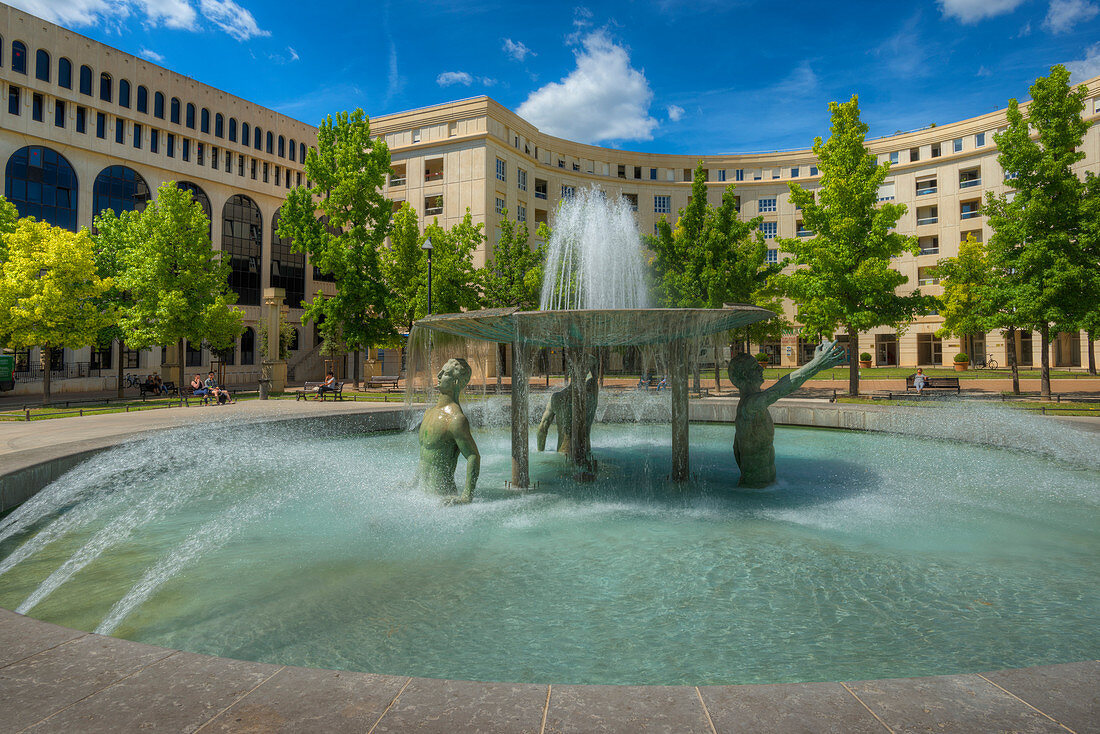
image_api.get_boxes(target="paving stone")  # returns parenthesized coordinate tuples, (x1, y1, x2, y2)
(982, 661, 1100, 734)
(699, 681, 887, 733)
(371, 677, 546, 734)
(543, 684, 712, 734)
(206, 665, 407, 733)
(22, 649, 280, 733)
(846, 673, 1068, 734)
(0, 608, 85, 668)
(0, 633, 175, 732)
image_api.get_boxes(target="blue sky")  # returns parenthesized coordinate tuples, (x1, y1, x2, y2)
(12, 0, 1100, 154)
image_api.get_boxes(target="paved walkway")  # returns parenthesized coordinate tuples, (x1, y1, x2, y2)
(1, 400, 1097, 732)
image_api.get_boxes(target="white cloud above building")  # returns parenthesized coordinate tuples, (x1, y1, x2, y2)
(1066, 42, 1100, 79)
(7, 0, 266, 40)
(437, 71, 473, 87)
(503, 39, 533, 62)
(937, 0, 1026, 23)
(1044, 0, 1099, 32)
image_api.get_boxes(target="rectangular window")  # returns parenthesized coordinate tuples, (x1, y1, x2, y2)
(517, 204, 526, 222)
(918, 236, 939, 255)
(760, 221, 777, 239)
(975, 132, 985, 147)
(796, 220, 813, 237)
(915, 176, 937, 195)
(263, 162, 269, 183)
(561, 185, 576, 199)
(878, 181, 896, 201)
(654, 195, 671, 214)
(517, 168, 527, 191)
(717, 169, 727, 182)
(735, 169, 744, 181)
(809, 166, 819, 176)
(76, 105, 86, 133)
(683, 168, 692, 182)
(916, 205, 938, 225)
(650, 168, 657, 180)
(759, 197, 777, 213)
(412, 129, 421, 144)
(32, 92, 43, 121)
(960, 200, 981, 219)
(753, 170, 762, 181)
(275, 166, 280, 186)
(133, 123, 142, 149)
(496, 196, 506, 214)
(931, 142, 941, 158)
(166, 132, 175, 157)
(54, 99, 65, 127)
(534, 179, 548, 199)
(766, 248, 778, 263)
(182, 138, 190, 161)
(889, 151, 899, 164)
(959, 168, 981, 188)
(197, 143, 204, 166)
(909, 147, 920, 162)
(251, 158, 257, 180)
(238, 154, 245, 175)
(150, 128, 159, 153)
(96, 112, 106, 138)
(772, 169, 780, 179)
(496, 157, 506, 181)
(115, 117, 125, 143)
(297, 172, 302, 186)
(790, 167, 799, 178)
(7, 85, 19, 115)
(424, 194, 443, 215)
(953, 137, 963, 153)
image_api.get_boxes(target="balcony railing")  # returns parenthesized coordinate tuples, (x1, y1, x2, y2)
(919, 247, 940, 255)
(12, 362, 106, 381)
(389, 176, 407, 187)
(960, 210, 981, 220)
(916, 216, 939, 225)
(535, 191, 547, 200)
(959, 178, 981, 188)
(797, 229, 814, 237)
(918, 278, 940, 286)
(916, 186, 937, 196)
(424, 171, 443, 181)
(425, 206, 443, 215)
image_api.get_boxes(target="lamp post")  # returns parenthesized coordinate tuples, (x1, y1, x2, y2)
(422, 236, 433, 315)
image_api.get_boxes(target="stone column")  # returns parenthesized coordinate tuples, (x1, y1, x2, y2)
(670, 338, 689, 482)
(510, 337, 529, 489)
(261, 287, 287, 393)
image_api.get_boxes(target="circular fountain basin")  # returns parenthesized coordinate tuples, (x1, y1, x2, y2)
(1, 416, 1096, 686)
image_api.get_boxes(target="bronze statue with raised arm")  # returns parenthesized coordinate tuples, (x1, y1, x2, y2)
(536, 357, 599, 454)
(727, 340, 847, 487)
(417, 358, 480, 503)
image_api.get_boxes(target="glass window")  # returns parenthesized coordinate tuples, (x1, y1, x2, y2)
(4, 146, 79, 230)
(185, 102, 195, 129)
(166, 132, 175, 157)
(150, 128, 158, 153)
(889, 151, 899, 164)
(214, 113, 223, 137)
(262, 161, 268, 182)
(735, 169, 744, 181)
(96, 111, 105, 138)
(654, 195, 671, 213)
(79, 65, 92, 95)
(222, 194, 263, 305)
(766, 248, 778, 263)
(11, 41, 26, 74)
(266, 130, 273, 154)
(201, 107, 209, 133)
(496, 158, 506, 181)
(154, 91, 164, 118)
(229, 117, 237, 142)
(118, 79, 130, 108)
(240, 328, 256, 365)
(517, 204, 526, 222)
(495, 196, 505, 214)
(650, 168, 657, 180)
(299, 142, 306, 162)
(7, 85, 19, 115)
(170, 97, 180, 124)
(182, 138, 190, 161)
(271, 210, 305, 308)
(99, 72, 112, 102)
(197, 143, 204, 166)
(759, 221, 777, 239)
(759, 197, 777, 213)
(254, 126, 263, 151)
(54, 99, 64, 127)
(76, 106, 85, 133)
(790, 167, 799, 178)
(115, 117, 124, 144)
(810, 166, 818, 176)
(93, 165, 150, 218)
(717, 169, 727, 182)
(278, 135, 285, 157)
(242, 122, 249, 146)
(975, 132, 986, 147)
(953, 137, 963, 153)
(517, 168, 527, 190)
(35, 49, 49, 81)
(31, 92, 42, 121)
(136, 85, 147, 113)
(133, 122, 142, 148)
(58, 57, 72, 88)
(289, 138, 296, 162)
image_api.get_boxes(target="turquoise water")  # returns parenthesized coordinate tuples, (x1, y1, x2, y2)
(1, 418, 1097, 685)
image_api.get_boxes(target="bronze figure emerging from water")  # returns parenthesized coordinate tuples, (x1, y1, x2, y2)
(727, 340, 846, 488)
(417, 358, 480, 503)
(536, 357, 599, 455)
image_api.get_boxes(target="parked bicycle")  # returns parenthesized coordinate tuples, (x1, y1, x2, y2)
(122, 373, 141, 388)
(975, 353, 999, 370)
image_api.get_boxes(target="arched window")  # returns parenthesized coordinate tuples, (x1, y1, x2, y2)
(93, 165, 150, 218)
(136, 85, 147, 113)
(228, 117, 237, 142)
(79, 65, 92, 95)
(118, 79, 131, 108)
(58, 57, 72, 88)
(11, 41, 26, 74)
(99, 72, 112, 102)
(5, 146, 78, 231)
(289, 138, 296, 162)
(241, 122, 250, 147)
(185, 102, 195, 129)
(176, 181, 212, 237)
(254, 126, 263, 151)
(170, 97, 180, 124)
(34, 49, 49, 81)
(222, 194, 262, 306)
(266, 131, 273, 154)
(278, 135, 285, 158)
(271, 211, 305, 308)
(200, 107, 210, 133)
(215, 113, 224, 138)
(300, 142, 306, 163)
(153, 91, 164, 118)
(240, 327, 256, 365)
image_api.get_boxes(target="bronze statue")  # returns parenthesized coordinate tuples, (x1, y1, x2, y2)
(417, 358, 480, 503)
(727, 340, 846, 487)
(536, 357, 599, 454)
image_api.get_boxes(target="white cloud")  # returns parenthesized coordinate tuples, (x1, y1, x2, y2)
(777, 60, 818, 94)
(1044, 0, 1099, 32)
(517, 31, 656, 143)
(1066, 42, 1100, 80)
(198, 0, 268, 41)
(437, 71, 473, 87)
(139, 47, 165, 63)
(7, 0, 127, 26)
(937, 0, 1026, 22)
(139, 0, 196, 29)
(666, 104, 684, 122)
(503, 38, 533, 62)
(288, 46, 299, 62)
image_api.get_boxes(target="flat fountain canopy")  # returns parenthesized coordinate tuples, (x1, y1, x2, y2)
(415, 305, 776, 347)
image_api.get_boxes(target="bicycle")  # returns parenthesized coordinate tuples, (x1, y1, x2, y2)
(976, 353, 999, 370)
(122, 373, 141, 388)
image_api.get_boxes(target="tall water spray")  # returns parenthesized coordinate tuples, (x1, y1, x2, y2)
(540, 187, 650, 310)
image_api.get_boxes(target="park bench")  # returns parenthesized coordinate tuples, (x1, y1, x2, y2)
(138, 381, 176, 399)
(368, 375, 400, 391)
(296, 381, 345, 401)
(905, 375, 961, 394)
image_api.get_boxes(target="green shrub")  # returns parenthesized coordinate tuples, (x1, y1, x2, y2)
(754, 352, 768, 361)
(859, 352, 872, 361)
(954, 352, 969, 362)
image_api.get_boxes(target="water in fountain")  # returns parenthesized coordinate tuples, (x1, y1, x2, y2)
(540, 186, 649, 311)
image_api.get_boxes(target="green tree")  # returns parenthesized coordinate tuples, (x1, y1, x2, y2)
(277, 109, 393, 388)
(97, 182, 243, 391)
(381, 201, 425, 337)
(0, 219, 114, 404)
(776, 96, 928, 396)
(984, 66, 1099, 397)
(0, 195, 18, 263)
(420, 210, 484, 317)
(482, 211, 546, 311)
(91, 211, 133, 397)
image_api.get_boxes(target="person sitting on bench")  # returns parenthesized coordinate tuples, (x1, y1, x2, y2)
(190, 374, 209, 403)
(317, 371, 338, 399)
(204, 371, 234, 405)
(913, 368, 927, 395)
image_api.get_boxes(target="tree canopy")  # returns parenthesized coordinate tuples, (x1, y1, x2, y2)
(481, 210, 546, 311)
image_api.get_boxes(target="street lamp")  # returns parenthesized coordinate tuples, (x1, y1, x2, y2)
(422, 236, 433, 315)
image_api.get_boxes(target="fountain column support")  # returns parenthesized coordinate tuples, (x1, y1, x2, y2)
(510, 338, 529, 489)
(670, 337, 689, 482)
(566, 346, 595, 480)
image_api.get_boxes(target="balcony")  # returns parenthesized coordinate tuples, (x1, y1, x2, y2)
(916, 216, 939, 226)
(960, 201, 981, 220)
(797, 229, 813, 237)
(389, 176, 406, 187)
(424, 171, 443, 182)
(959, 177, 981, 189)
(424, 195, 443, 216)
(918, 277, 940, 286)
(919, 246, 940, 255)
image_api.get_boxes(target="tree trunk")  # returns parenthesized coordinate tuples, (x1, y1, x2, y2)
(848, 328, 859, 396)
(116, 339, 124, 398)
(1006, 327, 1020, 395)
(713, 334, 722, 393)
(41, 346, 52, 406)
(1039, 323, 1051, 399)
(1088, 330, 1096, 376)
(177, 337, 185, 394)
(353, 349, 360, 390)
